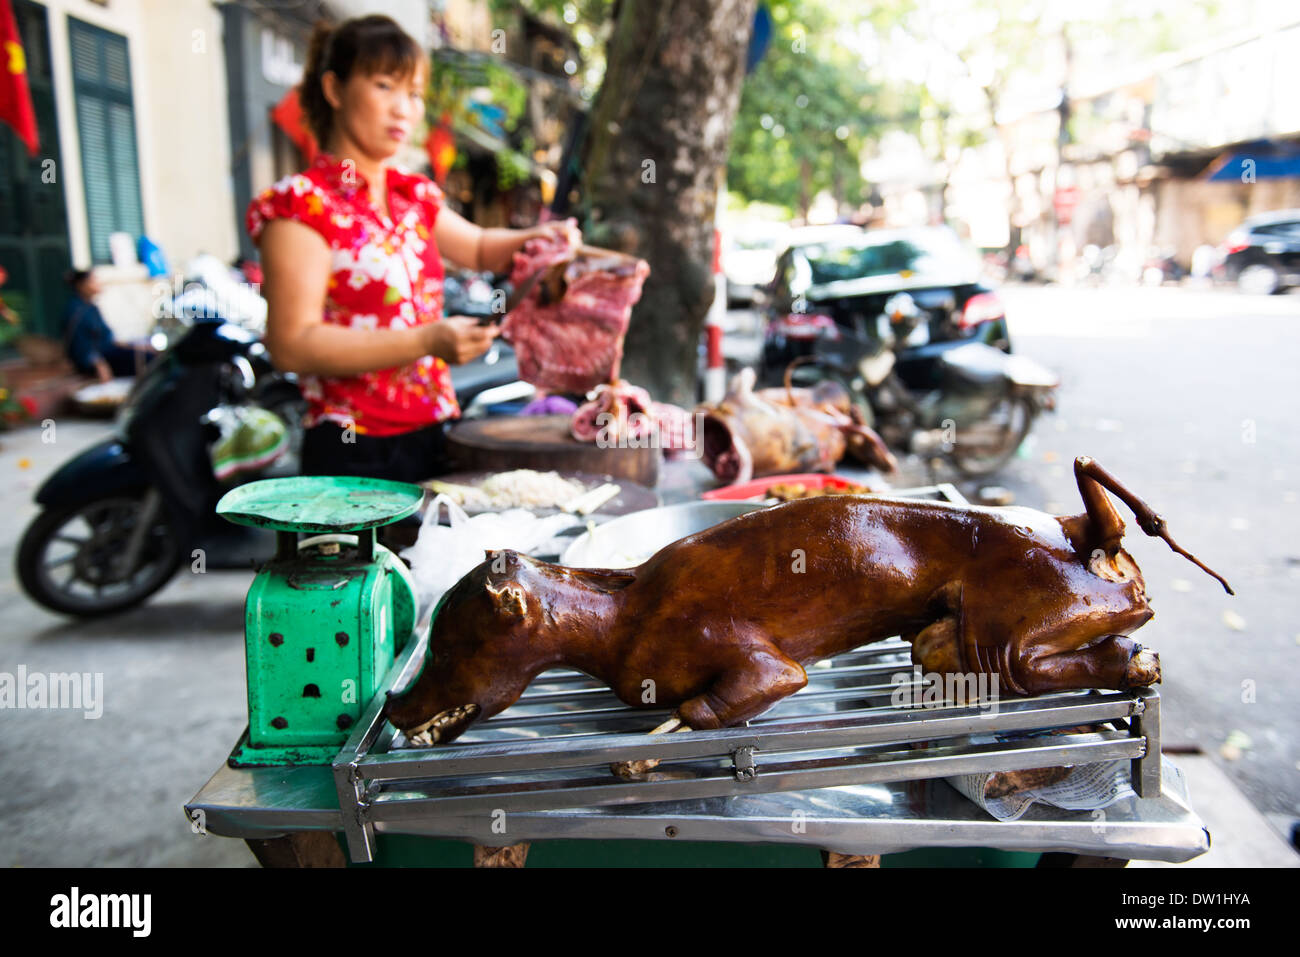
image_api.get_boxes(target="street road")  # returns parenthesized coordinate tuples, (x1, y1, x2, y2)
(0, 282, 1295, 866)
(982, 284, 1300, 835)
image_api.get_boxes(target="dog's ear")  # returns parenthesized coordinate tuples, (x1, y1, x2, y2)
(484, 548, 518, 576)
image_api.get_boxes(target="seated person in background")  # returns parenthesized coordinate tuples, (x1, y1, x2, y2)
(62, 269, 154, 382)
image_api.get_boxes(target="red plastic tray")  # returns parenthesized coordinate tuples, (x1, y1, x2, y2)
(700, 473, 860, 501)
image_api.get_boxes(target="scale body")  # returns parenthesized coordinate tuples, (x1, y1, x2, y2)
(216, 477, 423, 766)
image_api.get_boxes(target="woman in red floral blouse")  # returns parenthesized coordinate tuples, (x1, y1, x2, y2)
(249, 15, 578, 482)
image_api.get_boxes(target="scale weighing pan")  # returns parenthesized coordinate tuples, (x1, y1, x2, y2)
(216, 476, 424, 534)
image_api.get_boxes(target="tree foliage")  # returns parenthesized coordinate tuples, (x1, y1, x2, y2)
(726, 1, 918, 217)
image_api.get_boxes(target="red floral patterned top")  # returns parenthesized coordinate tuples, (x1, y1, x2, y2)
(247, 152, 458, 437)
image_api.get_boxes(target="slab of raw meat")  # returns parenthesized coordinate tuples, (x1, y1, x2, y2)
(501, 235, 649, 394)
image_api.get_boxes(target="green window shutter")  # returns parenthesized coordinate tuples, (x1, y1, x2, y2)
(69, 17, 143, 264)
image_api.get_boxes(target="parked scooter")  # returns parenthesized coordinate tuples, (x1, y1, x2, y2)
(149, 255, 306, 468)
(761, 293, 1058, 477)
(1141, 248, 1188, 287)
(17, 321, 283, 616)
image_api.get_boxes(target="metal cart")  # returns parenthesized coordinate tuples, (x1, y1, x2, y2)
(187, 481, 1210, 867)
(188, 634, 1209, 867)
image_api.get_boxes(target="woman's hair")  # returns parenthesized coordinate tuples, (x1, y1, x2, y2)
(64, 268, 93, 290)
(299, 15, 427, 148)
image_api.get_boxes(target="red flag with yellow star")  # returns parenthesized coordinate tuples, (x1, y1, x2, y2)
(0, 0, 38, 156)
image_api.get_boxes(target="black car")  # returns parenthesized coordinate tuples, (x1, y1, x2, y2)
(1218, 209, 1300, 295)
(757, 225, 1011, 388)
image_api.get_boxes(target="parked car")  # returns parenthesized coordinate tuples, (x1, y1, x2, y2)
(1217, 209, 1300, 294)
(757, 225, 1011, 389)
(723, 224, 788, 306)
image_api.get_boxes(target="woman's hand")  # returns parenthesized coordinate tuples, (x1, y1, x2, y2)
(435, 210, 583, 273)
(527, 218, 582, 250)
(423, 316, 499, 365)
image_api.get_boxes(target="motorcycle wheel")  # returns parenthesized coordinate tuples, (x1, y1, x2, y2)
(17, 492, 184, 617)
(950, 396, 1034, 478)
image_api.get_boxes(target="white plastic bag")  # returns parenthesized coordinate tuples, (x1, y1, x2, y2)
(400, 494, 574, 628)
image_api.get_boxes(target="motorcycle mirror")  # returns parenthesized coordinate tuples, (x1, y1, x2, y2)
(229, 355, 256, 395)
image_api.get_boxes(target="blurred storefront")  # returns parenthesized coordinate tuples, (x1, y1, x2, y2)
(1013, 20, 1300, 278)
(428, 2, 584, 231)
(1, 0, 239, 338)
(221, 0, 322, 264)
(878, 18, 1300, 282)
(1145, 21, 1300, 263)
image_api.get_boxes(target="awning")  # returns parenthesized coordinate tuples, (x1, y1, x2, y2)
(451, 121, 549, 180)
(1203, 140, 1300, 182)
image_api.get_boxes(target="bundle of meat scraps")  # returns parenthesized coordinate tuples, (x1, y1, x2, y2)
(569, 381, 695, 453)
(571, 381, 654, 444)
(501, 234, 650, 394)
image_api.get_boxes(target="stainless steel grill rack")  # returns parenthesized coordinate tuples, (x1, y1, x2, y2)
(332, 632, 1162, 863)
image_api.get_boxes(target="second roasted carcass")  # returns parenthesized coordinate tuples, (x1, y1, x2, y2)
(699, 368, 897, 484)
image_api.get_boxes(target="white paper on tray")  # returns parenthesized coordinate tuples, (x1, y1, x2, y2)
(945, 731, 1170, 821)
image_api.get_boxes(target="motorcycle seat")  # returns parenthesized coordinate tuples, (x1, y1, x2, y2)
(938, 342, 1009, 387)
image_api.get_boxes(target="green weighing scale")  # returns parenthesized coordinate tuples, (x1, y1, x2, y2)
(216, 476, 423, 767)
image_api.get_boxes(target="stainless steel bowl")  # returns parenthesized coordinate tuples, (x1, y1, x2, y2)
(560, 501, 768, 568)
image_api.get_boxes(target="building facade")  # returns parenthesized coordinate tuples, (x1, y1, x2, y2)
(0, 0, 244, 338)
(0, 0, 433, 341)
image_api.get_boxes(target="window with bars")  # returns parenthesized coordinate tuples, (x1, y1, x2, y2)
(69, 17, 143, 264)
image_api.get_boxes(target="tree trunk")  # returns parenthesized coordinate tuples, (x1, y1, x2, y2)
(582, 0, 756, 406)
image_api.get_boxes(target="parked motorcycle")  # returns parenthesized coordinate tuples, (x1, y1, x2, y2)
(17, 321, 281, 616)
(760, 292, 1058, 477)
(150, 255, 305, 469)
(1141, 249, 1188, 286)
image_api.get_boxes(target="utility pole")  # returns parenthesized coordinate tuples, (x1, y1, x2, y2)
(1052, 25, 1073, 278)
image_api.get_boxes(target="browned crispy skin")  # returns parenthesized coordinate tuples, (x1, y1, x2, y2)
(698, 370, 896, 483)
(385, 456, 1230, 740)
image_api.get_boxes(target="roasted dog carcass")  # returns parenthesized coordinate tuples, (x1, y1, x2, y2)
(384, 457, 1232, 744)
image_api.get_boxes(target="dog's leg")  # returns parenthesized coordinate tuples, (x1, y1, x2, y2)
(609, 716, 690, 779)
(1020, 634, 1159, 693)
(611, 642, 807, 779)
